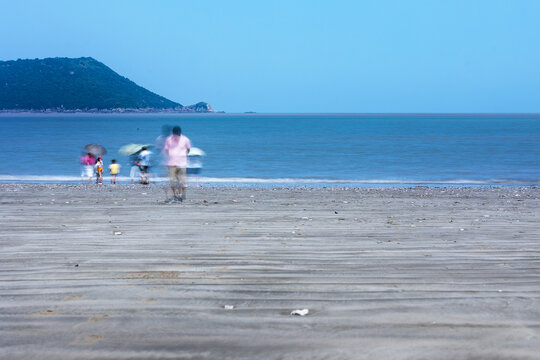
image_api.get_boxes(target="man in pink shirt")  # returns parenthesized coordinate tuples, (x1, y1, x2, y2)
(164, 126, 191, 202)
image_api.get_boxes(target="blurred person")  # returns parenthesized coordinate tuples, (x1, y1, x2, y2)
(156, 125, 172, 153)
(109, 159, 120, 184)
(129, 153, 140, 183)
(164, 126, 191, 202)
(95, 156, 104, 184)
(137, 146, 152, 185)
(156, 125, 172, 177)
(80, 152, 96, 184)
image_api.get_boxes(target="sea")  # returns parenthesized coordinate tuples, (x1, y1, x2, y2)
(1, 113, 539, 187)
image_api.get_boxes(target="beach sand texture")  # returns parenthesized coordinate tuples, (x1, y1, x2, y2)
(1, 185, 539, 359)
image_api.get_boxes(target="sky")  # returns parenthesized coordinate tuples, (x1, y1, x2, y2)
(1, 0, 539, 113)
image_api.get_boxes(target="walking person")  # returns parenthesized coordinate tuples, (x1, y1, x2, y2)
(156, 125, 172, 178)
(80, 153, 96, 184)
(163, 126, 191, 202)
(137, 146, 152, 185)
(129, 153, 140, 184)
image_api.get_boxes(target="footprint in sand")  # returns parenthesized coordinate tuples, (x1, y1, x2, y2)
(39, 310, 58, 316)
(87, 315, 109, 322)
(73, 315, 109, 329)
(137, 298, 158, 304)
(126, 272, 179, 279)
(113, 284, 135, 289)
(71, 335, 103, 345)
(136, 286, 168, 295)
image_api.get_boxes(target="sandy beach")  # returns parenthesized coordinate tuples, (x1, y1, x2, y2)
(1, 184, 539, 359)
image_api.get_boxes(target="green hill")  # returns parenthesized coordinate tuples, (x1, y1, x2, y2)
(0, 57, 211, 112)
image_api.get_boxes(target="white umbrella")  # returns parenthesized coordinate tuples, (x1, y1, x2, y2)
(189, 147, 206, 156)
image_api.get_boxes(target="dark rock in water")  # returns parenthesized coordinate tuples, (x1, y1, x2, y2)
(184, 102, 213, 113)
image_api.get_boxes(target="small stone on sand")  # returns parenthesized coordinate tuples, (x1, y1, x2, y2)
(291, 309, 309, 316)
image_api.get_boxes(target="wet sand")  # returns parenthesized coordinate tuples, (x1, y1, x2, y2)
(1, 184, 539, 359)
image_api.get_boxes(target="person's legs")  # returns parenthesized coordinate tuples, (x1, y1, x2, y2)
(168, 166, 179, 199)
(84, 166, 93, 185)
(130, 166, 136, 183)
(175, 168, 184, 199)
(144, 167, 150, 184)
(178, 168, 187, 199)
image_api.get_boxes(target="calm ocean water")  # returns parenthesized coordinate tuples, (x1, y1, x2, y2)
(0, 113, 539, 185)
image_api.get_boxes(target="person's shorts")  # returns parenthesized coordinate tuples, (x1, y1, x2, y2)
(168, 166, 187, 187)
(139, 165, 149, 174)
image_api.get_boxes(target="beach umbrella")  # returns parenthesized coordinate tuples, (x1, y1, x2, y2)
(84, 144, 107, 156)
(188, 147, 206, 156)
(118, 143, 153, 156)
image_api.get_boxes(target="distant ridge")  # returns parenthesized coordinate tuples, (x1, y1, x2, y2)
(0, 57, 213, 113)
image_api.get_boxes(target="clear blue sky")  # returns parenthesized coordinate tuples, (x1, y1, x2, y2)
(1, 0, 539, 113)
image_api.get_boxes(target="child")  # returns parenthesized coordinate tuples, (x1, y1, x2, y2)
(95, 156, 104, 184)
(109, 159, 121, 184)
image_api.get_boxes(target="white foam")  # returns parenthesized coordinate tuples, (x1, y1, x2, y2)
(0, 174, 536, 185)
(195, 177, 536, 185)
(196, 177, 493, 184)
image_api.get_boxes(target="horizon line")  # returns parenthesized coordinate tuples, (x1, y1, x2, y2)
(2, 111, 540, 116)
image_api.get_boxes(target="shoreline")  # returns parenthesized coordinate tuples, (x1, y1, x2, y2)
(1, 185, 539, 359)
(0, 176, 539, 187)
